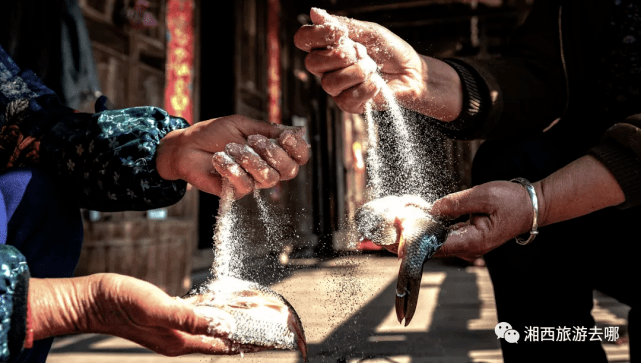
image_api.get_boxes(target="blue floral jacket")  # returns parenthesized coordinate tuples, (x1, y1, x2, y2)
(0, 43, 189, 361)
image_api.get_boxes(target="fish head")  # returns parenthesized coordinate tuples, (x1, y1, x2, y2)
(355, 195, 433, 255)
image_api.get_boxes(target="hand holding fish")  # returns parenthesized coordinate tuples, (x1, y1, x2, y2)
(432, 155, 627, 261)
(28, 273, 252, 356)
(293, 8, 462, 121)
(156, 114, 310, 199)
(430, 181, 542, 261)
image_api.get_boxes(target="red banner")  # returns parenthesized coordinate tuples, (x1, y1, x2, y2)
(164, 0, 195, 124)
(267, 0, 281, 124)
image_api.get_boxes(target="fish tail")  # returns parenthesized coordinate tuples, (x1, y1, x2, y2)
(403, 277, 421, 326)
(395, 288, 406, 323)
(395, 271, 422, 326)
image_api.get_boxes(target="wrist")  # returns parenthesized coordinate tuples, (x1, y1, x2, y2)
(532, 181, 548, 228)
(156, 128, 186, 181)
(29, 277, 95, 341)
(412, 56, 463, 122)
(510, 178, 540, 245)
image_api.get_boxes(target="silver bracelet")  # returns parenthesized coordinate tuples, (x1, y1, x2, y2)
(510, 177, 539, 245)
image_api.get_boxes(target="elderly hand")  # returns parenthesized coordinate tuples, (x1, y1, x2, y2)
(429, 181, 542, 262)
(29, 273, 257, 356)
(155, 114, 310, 199)
(293, 8, 461, 120)
(429, 155, 630, 261)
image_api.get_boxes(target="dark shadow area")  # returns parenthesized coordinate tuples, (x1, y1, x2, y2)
(50, 335, 150, 355)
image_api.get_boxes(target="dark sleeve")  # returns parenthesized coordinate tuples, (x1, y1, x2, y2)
(38, 106, 189, 212)
(418, 0, 567, 140)
(0, 245, 30, 363)
(588, 114, 641, 209)
(1, 44, 188, 211)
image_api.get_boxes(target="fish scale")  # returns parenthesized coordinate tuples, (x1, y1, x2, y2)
(183, 276, 308, 362)
(227, 310, 295, 349)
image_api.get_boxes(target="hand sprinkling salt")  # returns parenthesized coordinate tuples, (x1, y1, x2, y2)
(310, 8, 425, 198)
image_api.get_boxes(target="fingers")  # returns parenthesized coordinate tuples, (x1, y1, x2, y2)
(294, 8, 389, 115)
(210, 128, 309, 196)
(304, 46, 358, 76)
(230, 116, 283, 139)
(310, 7, 334, 26)
(278, 129, 310, 165)
(320, 53, 378, 97)
(302, 29, 368, 77)
(309, 7, 373, 47)
(294, 23, 344, 52)
(334, 80, 381, 114)
(302, 31, 381, 111)
(247, 135, 300, 181)
(434, 223, 486, 262)
(154, 299, 218, 337)
(430, 186, 498, 261)
(430, 185, 495, 219)
(212, 152, 254, 198)
(177, 333, 269, 356)
(225, 143, 279, 189)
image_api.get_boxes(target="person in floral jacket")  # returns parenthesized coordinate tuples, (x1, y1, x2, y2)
(0, 44, 310, 363)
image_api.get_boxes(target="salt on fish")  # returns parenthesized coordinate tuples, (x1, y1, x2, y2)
(183, 276, 308, 362)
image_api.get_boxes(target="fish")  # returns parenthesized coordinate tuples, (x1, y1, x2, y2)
(355, 195, 449, 326)
(183, 275, 308, 362)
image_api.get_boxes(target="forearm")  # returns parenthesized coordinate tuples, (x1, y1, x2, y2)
(29, 277, 95, 341)
(535, 155, 626, 227)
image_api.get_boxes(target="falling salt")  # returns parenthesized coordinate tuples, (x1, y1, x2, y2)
(363, 102, 382, 198)
(211, 182, 244, 279)
(253, 189, 283, 244)
(368, 74, 424, 197)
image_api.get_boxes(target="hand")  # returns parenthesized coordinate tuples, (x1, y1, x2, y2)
(429, 181, 541, 261)
(29, 274, 252, 356)
(155, 114, 310, 198)
(293, 8, 462, 120)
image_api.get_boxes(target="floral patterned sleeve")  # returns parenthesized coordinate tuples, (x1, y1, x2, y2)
(39, 106, 189, 211)
(0, 45, 188, 211)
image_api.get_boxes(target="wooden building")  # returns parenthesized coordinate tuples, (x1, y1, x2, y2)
(73, 0, 533, 295)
